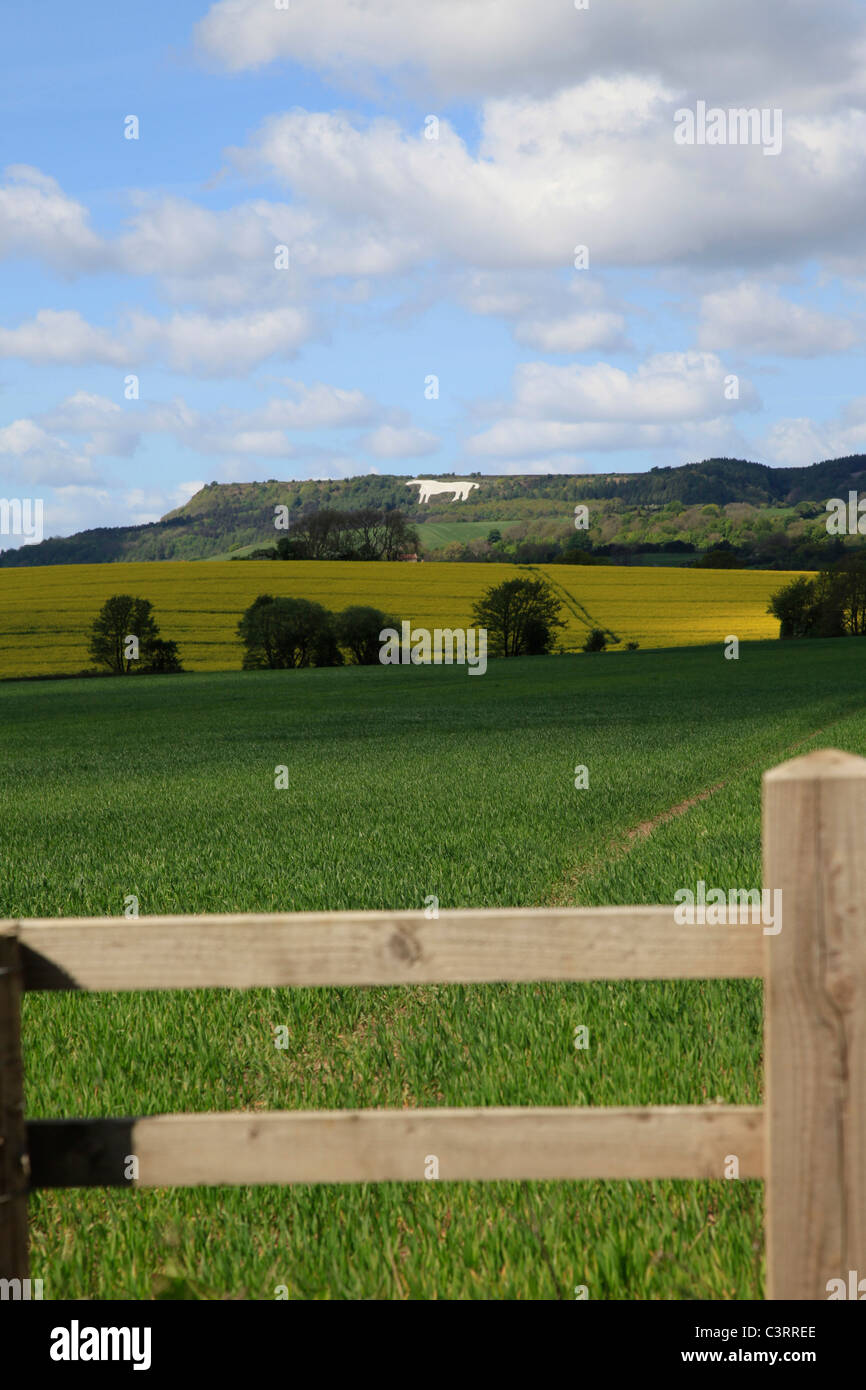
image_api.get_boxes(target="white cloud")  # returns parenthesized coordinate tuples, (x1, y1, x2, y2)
(515, 310, 629, 354)
(205, 429, 296, 458)
(129, 306, 314, 374)
(506, 353, 754, 422)
(762, 399, 866, 465)
(195, 0, 866, 110)
(42, 392, 126, 431)
(0, 310, 129, 366)
(0, 417, 99, 485)
(235, 89, 866, 274)
(41, 392, 142, 458)
(2, 381, 391, 486)
(0, 305, 316, 376)
(698, 283, 859, 356)
(136, 383, 376, 456)
(6, 77, 866, 310)
(468, 419, 675, 457)
(455, 269, 632, 352)
(252, 379, 378, 430)
(762, 418, 831, 466)
(117, 195, 311, 276)
(467, 353, 756, 458)
(0, 166, 105, 272)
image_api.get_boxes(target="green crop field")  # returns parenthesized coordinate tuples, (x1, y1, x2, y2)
(414, 519, 529, 549)
(4, 638, 866, 1299)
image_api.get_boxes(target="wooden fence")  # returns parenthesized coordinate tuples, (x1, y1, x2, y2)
(1, 748, 864, 1300)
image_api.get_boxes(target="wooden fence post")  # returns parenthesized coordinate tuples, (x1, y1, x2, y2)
(0, 923, 29, 1281)
(763, 749, 866, 1300)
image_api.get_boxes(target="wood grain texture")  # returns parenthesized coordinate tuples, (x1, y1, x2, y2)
(27, 1105, 765, 1189)
(764, 749, 866, 1300)
(0, 925, 29, 1279)
(16, 907, 764, 993)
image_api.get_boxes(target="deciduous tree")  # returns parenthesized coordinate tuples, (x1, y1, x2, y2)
(470, 577, 565, 658)
(88, 595, 162, 674)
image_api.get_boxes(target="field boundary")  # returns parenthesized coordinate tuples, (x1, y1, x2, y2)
(2, 749, 864, 1300)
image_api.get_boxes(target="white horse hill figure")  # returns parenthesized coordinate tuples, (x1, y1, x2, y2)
(406, 478, 481, 504)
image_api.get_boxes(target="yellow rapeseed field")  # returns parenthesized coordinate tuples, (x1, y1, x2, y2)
(0, 560, 796, 678)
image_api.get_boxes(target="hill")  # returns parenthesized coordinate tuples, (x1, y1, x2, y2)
(577, 455, 866, 505)
(2, 456, 865, 567)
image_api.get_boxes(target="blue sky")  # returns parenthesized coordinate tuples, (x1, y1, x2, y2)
(2, 0, 866, 545)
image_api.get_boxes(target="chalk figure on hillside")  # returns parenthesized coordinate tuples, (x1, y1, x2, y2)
(406, 479, 481, 504)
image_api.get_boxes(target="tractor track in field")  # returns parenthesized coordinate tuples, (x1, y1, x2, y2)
(524, 566, 621, 648)
(547, 715, 857, 907)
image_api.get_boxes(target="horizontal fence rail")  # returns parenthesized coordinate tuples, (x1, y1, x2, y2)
(2, 749, 865, 1300)
(27, 1107, 766, 1190)
(12, 906, 765, 992)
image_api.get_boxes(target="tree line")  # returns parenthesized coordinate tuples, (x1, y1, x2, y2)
(430, 522, 862, 572)
(245, 508, 418, 562)
(86, 576, 632, 678)
(237, 579, 623, 665)
(238, 599, 399, 667)
(768, 554, 866, 638)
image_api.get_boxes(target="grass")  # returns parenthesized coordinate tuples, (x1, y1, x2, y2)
(5, 639, 866, 1299)
(206, 520, 526, 556)
(0, 558, 802, 678)
(414, 519, 528, 549)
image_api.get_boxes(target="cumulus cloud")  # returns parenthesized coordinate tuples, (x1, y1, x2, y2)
(234, 88, 866, 273)
(0, 305, 316, 375)
(195, 0, 866, 110)
(3, 380, 393, 483)
(41, 392, 143, 458)
(155, 381, 378, 455)
(762, 398, 866, 465)
(467, 353, 756, 458)
(7, 81, 866, 295)
(697, 282, 859, 355)
(515, 310, 629, 354)
(251, 379, 378, 430)
(0, 168, 425, 295)
(0, 310, 128, 366)
(0, 417, 99, 485)
(130, 306, 314, 374)
(0, 166, 106, 272)
(117, 194, 312, 277)
(455, 270, 632, 352)
(503, 353, 754, 422)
